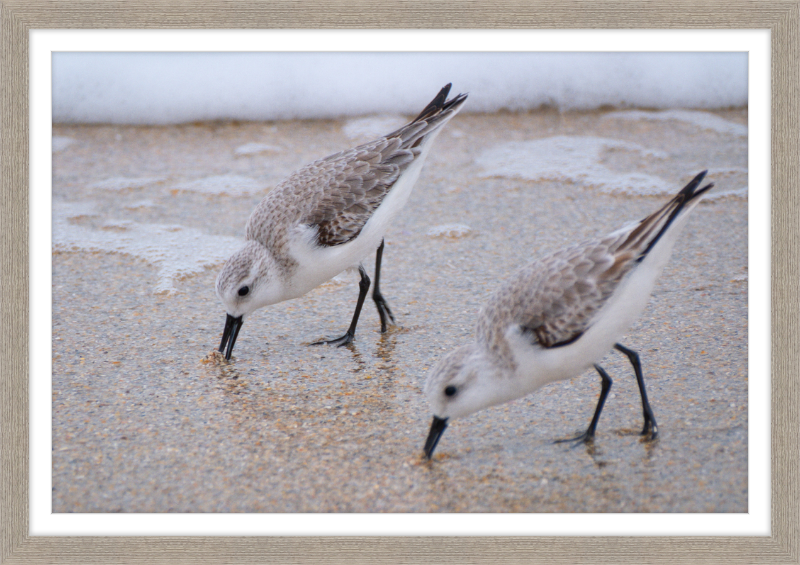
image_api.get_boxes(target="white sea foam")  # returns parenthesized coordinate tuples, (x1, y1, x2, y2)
(343, 116, 407, 141)
(53, 200, 243, 294)
(704, 187, 749, 200)
(427, 224, 473, 239)
(53, 136, 76, 152)
(695, 166, 749, 199)
(52, 52, 748, 125)
(88, 176, 167, 191)
(170, 174, 270, 197)
(124, 199, 156, 210)
(447, 127, 465, 139)
(99, 219, 136, 231)
(603, 109, 748, 137)
(477, 136, 673, 196)
(234, 142, 283, 156)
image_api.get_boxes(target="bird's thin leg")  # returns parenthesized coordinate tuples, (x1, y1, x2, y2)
(372, 238, 395, 332)
(312, 265, 370, 347)
(555, 364, 612, 445)
(614, 343, 658, 438)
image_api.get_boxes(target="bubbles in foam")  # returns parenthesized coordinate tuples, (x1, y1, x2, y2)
(170, 174, 270, 197)
(89, 176, 167, 191)
(234, 143, 283, 156)
(703, 187, 748, 200)
(477, 136, 673, 196)
(100, 219, 135, 232)
(603, 110, 747, 138)
(124, 199, 156, 210)
(54, 200, 243, 294)
(700, 167, 748, 199)
(447, 127, 465, 139)
(53, 136, 76, 153)
(426, 224, 473, 239)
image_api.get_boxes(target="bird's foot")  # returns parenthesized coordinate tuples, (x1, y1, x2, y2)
(554, 430, 595, 447)
(373, 293, 396, 333)
(640, 421, 659, 441)
(311, 332, 355, 347)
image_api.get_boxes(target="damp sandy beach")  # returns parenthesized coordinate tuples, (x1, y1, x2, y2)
(52, 107, 748, 513)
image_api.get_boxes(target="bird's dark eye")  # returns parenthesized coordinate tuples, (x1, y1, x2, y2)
(444, 385, 458, 397)
(238, 286, 250, 297)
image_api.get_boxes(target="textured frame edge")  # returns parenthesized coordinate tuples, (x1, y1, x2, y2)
(1, 1, 798, 564)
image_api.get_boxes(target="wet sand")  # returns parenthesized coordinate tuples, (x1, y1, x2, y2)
(52, 108, 747, 513)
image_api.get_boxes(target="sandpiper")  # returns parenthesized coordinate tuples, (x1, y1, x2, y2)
(423, 171, 714, 459)
(217, 84, 468, 360)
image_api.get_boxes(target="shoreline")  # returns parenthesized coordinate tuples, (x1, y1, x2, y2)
(51, 107, 747, 512)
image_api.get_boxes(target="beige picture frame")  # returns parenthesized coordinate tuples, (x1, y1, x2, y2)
(2, 2, 797, 563)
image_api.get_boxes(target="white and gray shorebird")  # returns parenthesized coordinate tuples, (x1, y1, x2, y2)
(423, 171, 714, 459)
(216, 84, 468, 360)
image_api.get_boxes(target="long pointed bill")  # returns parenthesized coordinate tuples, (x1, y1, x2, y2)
(424, 416, 449, 459)
(218, 314, 244, 361)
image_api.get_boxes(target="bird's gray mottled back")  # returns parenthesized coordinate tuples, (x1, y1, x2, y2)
(475, 171, 713, 367)
(476, 231, 634, 370)
(244, 88, 468, 256)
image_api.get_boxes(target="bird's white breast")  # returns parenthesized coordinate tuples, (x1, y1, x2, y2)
(507, 210, 694, 393)
(281, 133, 442, 299)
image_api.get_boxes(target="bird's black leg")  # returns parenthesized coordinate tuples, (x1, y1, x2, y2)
(312, 265, 370, 347)
(372, 238, 395, 333)
(555, 364, 612, 445)
(614, 343, 658, 438)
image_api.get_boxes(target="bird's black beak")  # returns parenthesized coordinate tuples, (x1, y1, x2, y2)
(424, 416, 449, 459)
(218, 314, 244, 361)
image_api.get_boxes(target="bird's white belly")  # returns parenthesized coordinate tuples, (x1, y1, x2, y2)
(282, 138, 439, 300)
(510, 218, 688, 394)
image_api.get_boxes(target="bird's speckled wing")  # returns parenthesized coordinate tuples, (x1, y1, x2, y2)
(245, 85, 467, 248)
(296, 137, 418, 246)
(479, 233, 636, 350)
(479, 170, 712, 350)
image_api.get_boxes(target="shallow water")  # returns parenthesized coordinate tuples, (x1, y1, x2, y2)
(52, 108, 748, 512)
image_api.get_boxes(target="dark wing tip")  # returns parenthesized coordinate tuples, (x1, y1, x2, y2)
(445, 91, 469, 110)
(695, 182, 715, 198)
(413, 83, 464, 123)
(636, 173, 714, 261)
(678, 170, 709, 198)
